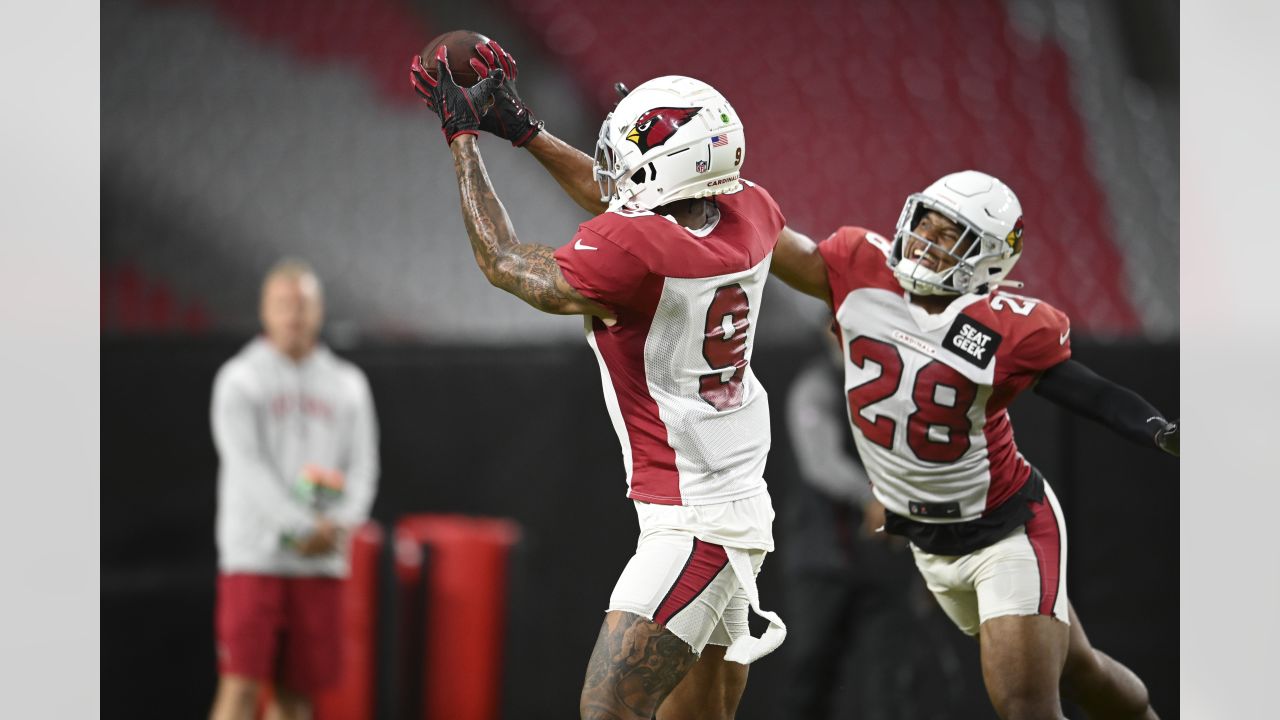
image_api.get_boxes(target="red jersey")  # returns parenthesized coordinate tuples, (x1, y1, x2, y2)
(554, 182, 786, 506)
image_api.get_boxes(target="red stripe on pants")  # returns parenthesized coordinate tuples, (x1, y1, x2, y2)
(1025, 495, 1063, 616)
(653, 539, 729, 626)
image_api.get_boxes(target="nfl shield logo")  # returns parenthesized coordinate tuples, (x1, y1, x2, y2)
(695, 159, 709, 173)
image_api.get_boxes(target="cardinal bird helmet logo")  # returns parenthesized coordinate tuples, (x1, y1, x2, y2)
(1005, 216, 1024, 254)
(625, 107, 701, 153)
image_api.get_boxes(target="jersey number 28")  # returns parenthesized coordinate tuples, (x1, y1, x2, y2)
(846, 336, 977, 462)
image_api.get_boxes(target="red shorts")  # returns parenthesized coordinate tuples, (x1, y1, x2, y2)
(215, 573, 343, 694)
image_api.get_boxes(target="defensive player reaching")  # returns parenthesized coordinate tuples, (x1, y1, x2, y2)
(474, 49, 1179, 717)
(769, 171, 1178, 720)
(411, 46, 786, 720)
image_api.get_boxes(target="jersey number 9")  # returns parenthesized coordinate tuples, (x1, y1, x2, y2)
(699, 284, 751, 411)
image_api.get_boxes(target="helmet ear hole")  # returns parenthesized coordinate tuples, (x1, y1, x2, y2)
(627, 163, 658, 187)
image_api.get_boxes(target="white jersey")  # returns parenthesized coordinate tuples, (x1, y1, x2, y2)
(554, 182, 786, 507)
(818, 228, 1072, 524)
(211, 337, 379, 576)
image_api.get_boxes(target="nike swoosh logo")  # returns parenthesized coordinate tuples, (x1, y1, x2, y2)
(574, 238, 598, 251)
(1060, 328, 1071, 345)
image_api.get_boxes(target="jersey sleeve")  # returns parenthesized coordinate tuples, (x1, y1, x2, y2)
(816, 226, 866, 309)
(1004, 301, 1072, 377)
(553, 225, 651, 316)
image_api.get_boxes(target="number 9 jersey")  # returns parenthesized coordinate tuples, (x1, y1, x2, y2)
(818, 226, 1071, 526)
(553, 182, 785, 507)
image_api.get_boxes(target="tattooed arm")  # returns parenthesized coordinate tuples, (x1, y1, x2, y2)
(449, 135, 616, 325)
(463, 41, 605, 216)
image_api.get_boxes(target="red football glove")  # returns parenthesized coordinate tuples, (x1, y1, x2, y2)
(410, 46, 504, 145)
(468, 40, 544, 147)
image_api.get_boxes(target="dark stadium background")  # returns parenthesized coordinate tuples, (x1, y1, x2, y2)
(101, 1, 1178, 718)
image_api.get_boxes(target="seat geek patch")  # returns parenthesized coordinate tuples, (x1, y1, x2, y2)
(943, 314, 1002, 368)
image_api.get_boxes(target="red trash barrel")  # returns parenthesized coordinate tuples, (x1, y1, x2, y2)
(315, 521, 384, 720)
(394, 514, 522, 720)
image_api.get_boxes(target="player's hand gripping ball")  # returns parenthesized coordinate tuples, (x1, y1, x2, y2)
(417, 29, 493, 87)
(469, 39, 544, 146)
(410, 30, 543, 147)
(410, 46, 503, 145)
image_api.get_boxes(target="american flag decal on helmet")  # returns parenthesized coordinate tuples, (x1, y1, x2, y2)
(711, 135, 728, 147)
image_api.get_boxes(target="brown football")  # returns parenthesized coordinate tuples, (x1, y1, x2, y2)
(419, 29, 491, 87)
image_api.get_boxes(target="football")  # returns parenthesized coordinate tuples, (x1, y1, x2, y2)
(419, 29, 492, 87)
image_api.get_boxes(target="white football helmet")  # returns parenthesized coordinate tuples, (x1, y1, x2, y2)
(888, 170, 1025, 296)
(594, 76, 745, 210)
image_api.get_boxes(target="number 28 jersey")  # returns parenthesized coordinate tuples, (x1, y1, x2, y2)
(554, 182, 785, 507)
(819, 227, 1071, 524)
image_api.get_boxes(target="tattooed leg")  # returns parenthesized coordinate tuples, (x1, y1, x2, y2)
(579, 611, 698, 720)
(656, 644, 748, 720)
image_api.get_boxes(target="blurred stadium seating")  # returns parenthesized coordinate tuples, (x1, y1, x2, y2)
(101, 263, 211, 333)
(103, 0, 1176, 340)
(501, 0, 1182, 336)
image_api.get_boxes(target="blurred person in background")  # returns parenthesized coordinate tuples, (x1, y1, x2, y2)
(208, 259, 379, 720)
(781, 327, 951, 720)
(413, 46, 787, 720)
(768, 171, 1178, 719)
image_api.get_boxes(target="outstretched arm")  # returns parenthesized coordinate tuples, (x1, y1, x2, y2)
(449, 135, 615, 323)
(524, 131, 607, 216)
(771, 226, 832, 304)
(458, 42, 606, 216)
(1034, 359, 1179, 456)
(413, 49, 615, 323)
